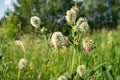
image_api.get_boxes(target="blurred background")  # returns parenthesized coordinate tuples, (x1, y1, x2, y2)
(0, 0, 120, 39)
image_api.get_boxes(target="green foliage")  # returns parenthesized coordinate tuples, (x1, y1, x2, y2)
(82, 0, 120, 28)
(0, 30, 120, 79)
(0, 0, 120, 80)
(0, 0, 119, 35)
(102, 66, 113, 80)
(13, 0, 73, 32)
(13, 0, 120, 32)
(1, 11, 19, 39)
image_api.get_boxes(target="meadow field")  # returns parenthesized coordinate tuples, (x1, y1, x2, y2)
(0, 28, 120, 80)
(0, 0, 120, 80)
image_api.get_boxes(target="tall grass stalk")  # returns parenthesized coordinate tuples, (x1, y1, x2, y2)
(71, 47, 76, 74)
(17, 70, 21, 80)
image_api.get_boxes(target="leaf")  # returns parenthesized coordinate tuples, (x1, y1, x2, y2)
(88, 62, 107, 77)
(63, 72, 71, 79)
(71, 72, 77, 80)
(102, 66, 113, 80)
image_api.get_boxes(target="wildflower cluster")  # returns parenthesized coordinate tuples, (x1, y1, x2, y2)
(29, 1, 94, 79)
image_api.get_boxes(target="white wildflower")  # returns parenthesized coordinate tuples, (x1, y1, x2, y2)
(76, 18, 87, 26)
(18, 58, 27, 70)
(58, 75, 67, 80)
(51, 32, 64, 49)
(77, 65, 86, 77)
(76, 18, 89, 32)
(65, 6, 79, 25)
(71, 6, 79, 14)
(79, 22, 89, 32)
(82, 37, 93, 53)
(30, 16, 40, 28)
(65, 10, 76, 25)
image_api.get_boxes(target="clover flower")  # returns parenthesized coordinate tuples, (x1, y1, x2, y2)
(76, 18, 89, 32)
(18, 58, 27, 70)
(51, 32, 64, 49)
(65, 6, 78, 25)
(71, 6, 79, 14)
(82, 37, 93, 53)
(77, 65, 86, 77)
(66, 10, 76, 25)
(30, 16, 40, 28)
(58, 75, 67, 80)
(79, 22, 89, 32)
(76, 18, 87, 26)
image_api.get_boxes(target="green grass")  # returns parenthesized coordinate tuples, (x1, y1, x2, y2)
(0, 30, 120, 80)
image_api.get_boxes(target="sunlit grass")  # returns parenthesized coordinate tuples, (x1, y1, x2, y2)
(0, 30, 120, 80)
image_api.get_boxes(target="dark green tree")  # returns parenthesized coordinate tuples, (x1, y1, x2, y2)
(13, 0, 73, 32)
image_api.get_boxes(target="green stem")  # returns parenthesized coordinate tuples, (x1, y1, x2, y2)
(86, 53, 88, 80)
(71, 47, 76, 74)
(17, 70, 21, 80)
(75, 1, 77, 7)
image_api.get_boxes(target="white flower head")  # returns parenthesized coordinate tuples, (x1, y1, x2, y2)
(65, 10, 76, 25)
(77, 65, 86, 77)
(18, 58, 27, 70)
(82, 37, 93, 53)
(58, 75, 67, 80)
(71, 6, 79, 14)
(76, 18, 87, 26)
(30, 16, 40, 28)
(79, 22, 89, 32)
(51, 32, 64, 49)
(76, 18, 89, 32)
